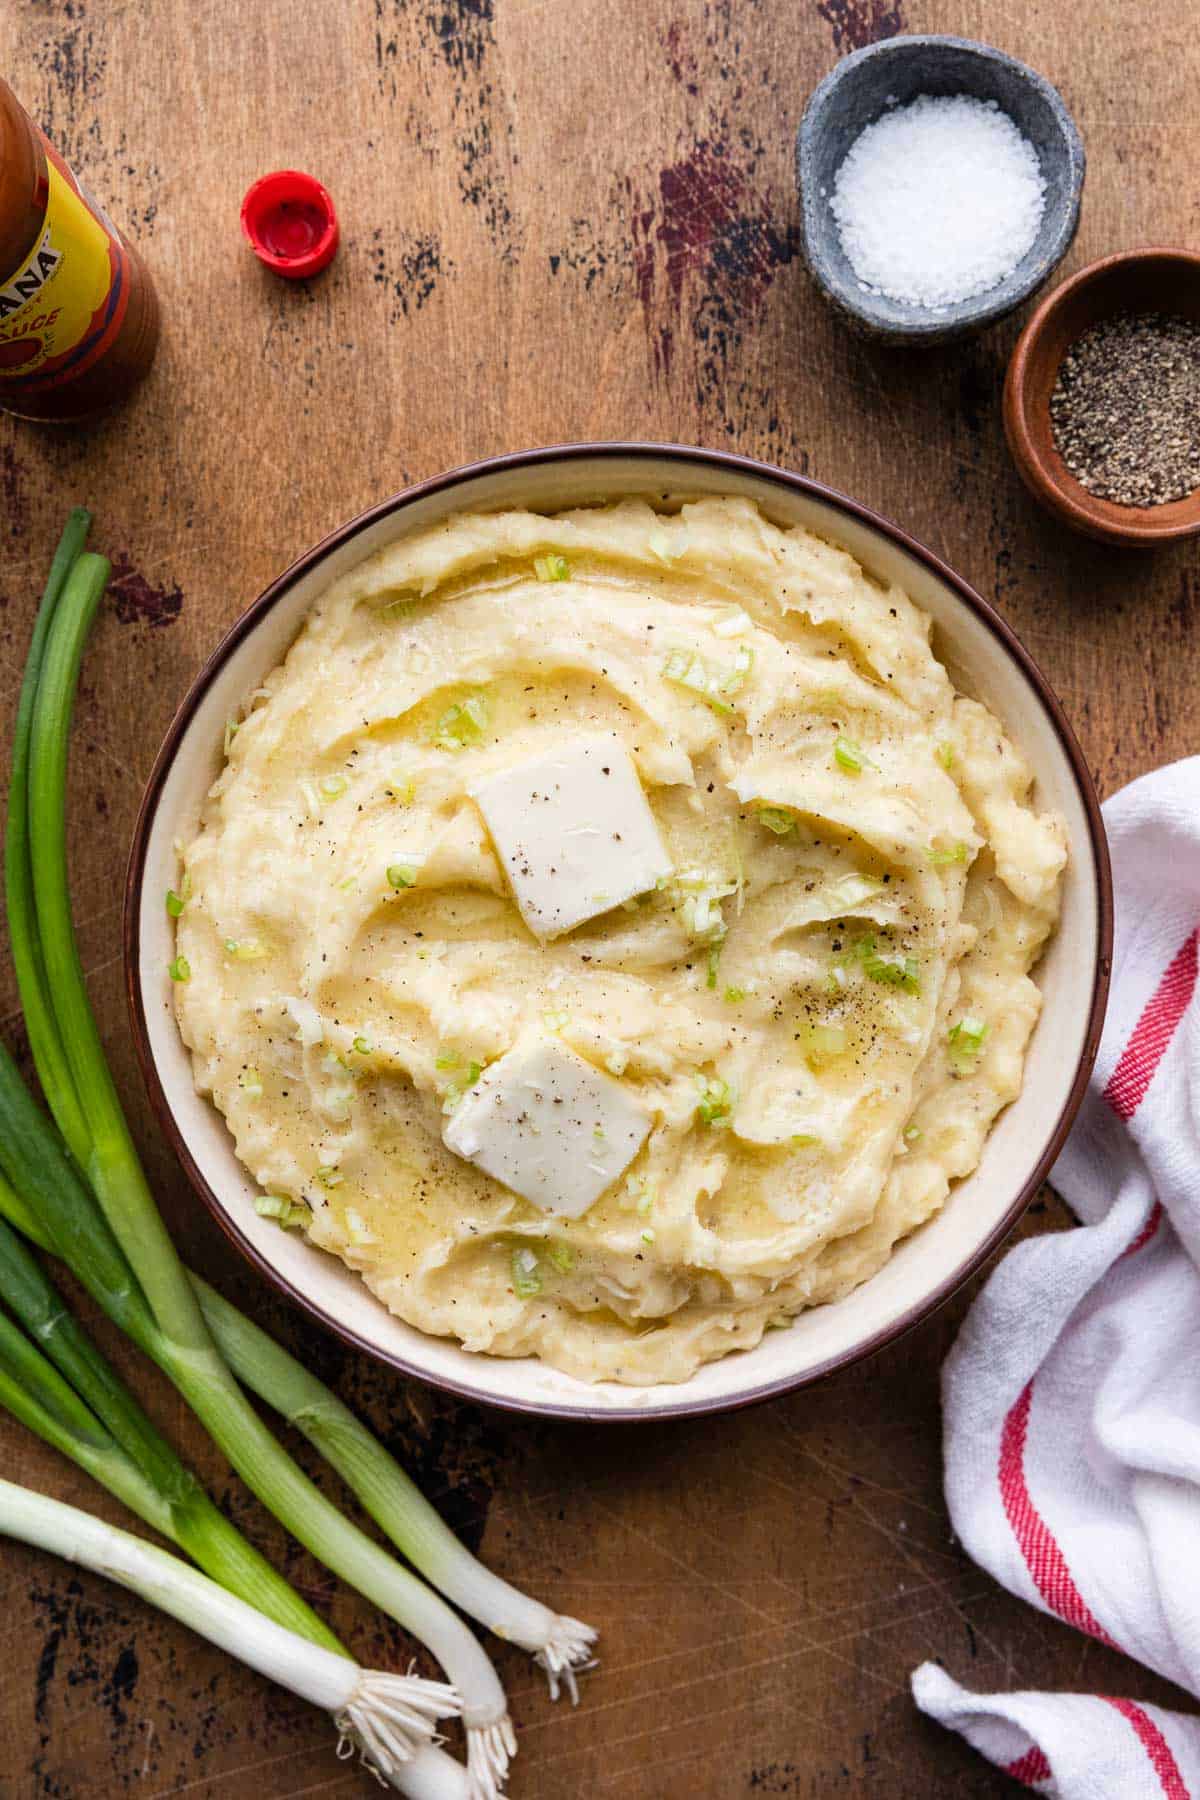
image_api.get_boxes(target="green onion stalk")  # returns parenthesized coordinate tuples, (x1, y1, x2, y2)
(0, 1477, 469, 1797)
(4, 524, 518, 1798)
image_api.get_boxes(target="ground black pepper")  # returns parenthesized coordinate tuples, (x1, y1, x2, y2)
(1049, 311, 1200, 507)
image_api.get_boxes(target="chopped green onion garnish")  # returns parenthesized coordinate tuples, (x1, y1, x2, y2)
(317, 1164, 344, 1187)
(223, 937, 267, 961)
(723, 985, 745, 1003)
(383, 773, 415, 803)
(255, 1196, 311, 1231)
(547, 1243, 575, 1273)
(640, 1229, 656, 1245)
(928, 841, 970, 866)
(439, 1060, 483, 1115)
(433, 692, 489, 751)
(510, 1247, 542, 1298)
(386, 861, 422, 890)
(694, 1074, 732, 1128)
(833, 735, 873, 774)
(705, 940, 723, 989)
(319, 774, 347, 800)
(904, 1124, 922, 1142)
(223, 718, 239, 755)
(855, 934, 919, 994)
(165, 887, 185, 917)
(936, 741, 956, 771)
(790, 1133, 821, 1149)
(168, 956, 190, 983)
(344, 1208, 378, 1246)
(533, 553, 570, 582)
(352, 1036, 372, 1055)
(755, 806, 796, 836)
(435, 1051, 460, 1071)
(948, 1015, 988, 1068)
(662, 644, 752, 717)
(237, 1067, 263, 1100)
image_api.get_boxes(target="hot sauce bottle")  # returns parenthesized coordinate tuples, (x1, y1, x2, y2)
(0, 76, 159, 420)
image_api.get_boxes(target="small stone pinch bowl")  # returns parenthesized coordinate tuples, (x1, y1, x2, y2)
(797, 35, 1085, 345)
(1004, 248, 1200, 547)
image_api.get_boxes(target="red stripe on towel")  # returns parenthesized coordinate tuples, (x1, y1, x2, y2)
(1103, 1697, 1191, 1799)
(1005, 1744, 1052, 1786)
(1104, 932, 1198, 1121)
(998, 1379, 1118, 1647)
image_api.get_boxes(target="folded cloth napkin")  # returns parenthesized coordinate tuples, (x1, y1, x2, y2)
(912, 757, 1200, 1797)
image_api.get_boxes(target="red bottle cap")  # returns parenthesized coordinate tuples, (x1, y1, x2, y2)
(240, 171, 339, 279)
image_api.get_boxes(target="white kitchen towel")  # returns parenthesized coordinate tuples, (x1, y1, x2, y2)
(912, 756, 1200, 1797)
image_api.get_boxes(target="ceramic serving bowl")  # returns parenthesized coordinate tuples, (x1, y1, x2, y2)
(126, 444, 1111, 1423)
(797, 35, 1085, 344)
(1004, 247, 1200, 546)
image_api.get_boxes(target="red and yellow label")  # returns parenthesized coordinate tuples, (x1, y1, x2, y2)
(0, 150, 128, 392)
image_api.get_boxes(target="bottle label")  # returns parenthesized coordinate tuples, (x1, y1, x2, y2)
(0, 148, 130, 392)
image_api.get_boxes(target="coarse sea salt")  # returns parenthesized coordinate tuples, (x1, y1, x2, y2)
(830, 93, 1046, 311)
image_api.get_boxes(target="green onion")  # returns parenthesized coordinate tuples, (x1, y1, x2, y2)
(510, 1247, 542, 1298)
(723, 985, 746, 1003)
(705, 939, 723, 989)
(755, 806, 795, 836)
(0, 1477, 457, 1789)
(640, 1229, 655, 1245)
(433, 693, 489, 751)
(387, 860, 422, 889)
(165, 887, 185, 917)
(790, 1133, 821, 1149)
(855, 934, 920, 995)
(547, 1244, 575, 1274)
(9, 527, 518, 1784)
(948, 1014, 988, 1069)
(533, 553, 570, 582)
(936, 741, 956, 771)
(223, 937, 267, 961)
(384, 773, 416, 803)
(255, 1195, 312, 1231)
(904, 1124, 922, 1142)
(928, 841, 970, 866)
(352, 1035, 373, 1055)
(694, 1074, 733, 1128)
(662, 644, 752, 717)
(223, 718, 239, 755)
(316, 1164, 344, 1188)
(435, 1050, 461, 1071)
(833, 735, 873, 774)
(318, 774, 347, 800)
(168, 955, 191, 982)
(440, 1060, 483, 1115)
(192, 1275, 597, 1702)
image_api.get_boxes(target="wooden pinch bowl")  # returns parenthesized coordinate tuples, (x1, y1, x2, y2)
(1004, 247, 1200, 546)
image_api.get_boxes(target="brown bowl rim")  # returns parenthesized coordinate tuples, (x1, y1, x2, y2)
(1004, 246, 1200, 546)
(124, 442, 1113, 1423)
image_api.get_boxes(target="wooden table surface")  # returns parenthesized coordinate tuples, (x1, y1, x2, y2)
(1, 1, 1197, 1794)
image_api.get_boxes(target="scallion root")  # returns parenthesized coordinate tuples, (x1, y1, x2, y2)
(534, 1614, 599, 1702)
(465, 1712, 518, 1800)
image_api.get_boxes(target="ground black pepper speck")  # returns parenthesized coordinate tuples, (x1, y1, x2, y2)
(1049, 311, 1200, 506)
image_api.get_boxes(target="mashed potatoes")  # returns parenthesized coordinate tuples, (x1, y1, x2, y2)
(173, 497, 1065, 1384)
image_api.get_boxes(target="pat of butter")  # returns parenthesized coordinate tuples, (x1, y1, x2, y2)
(442, 1038, 651, 1218)
(470, 736, 672, 938)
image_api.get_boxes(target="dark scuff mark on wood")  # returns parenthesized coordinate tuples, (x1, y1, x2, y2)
(816, 0, 906, 54)
(371, 225, 452, 320)
(375, 0, 518, 260)
(627, 139, 800, 382)
(107, 555, 183, 628)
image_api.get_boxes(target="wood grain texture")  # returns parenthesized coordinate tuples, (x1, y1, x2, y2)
(0, 0, 1196, 1793)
